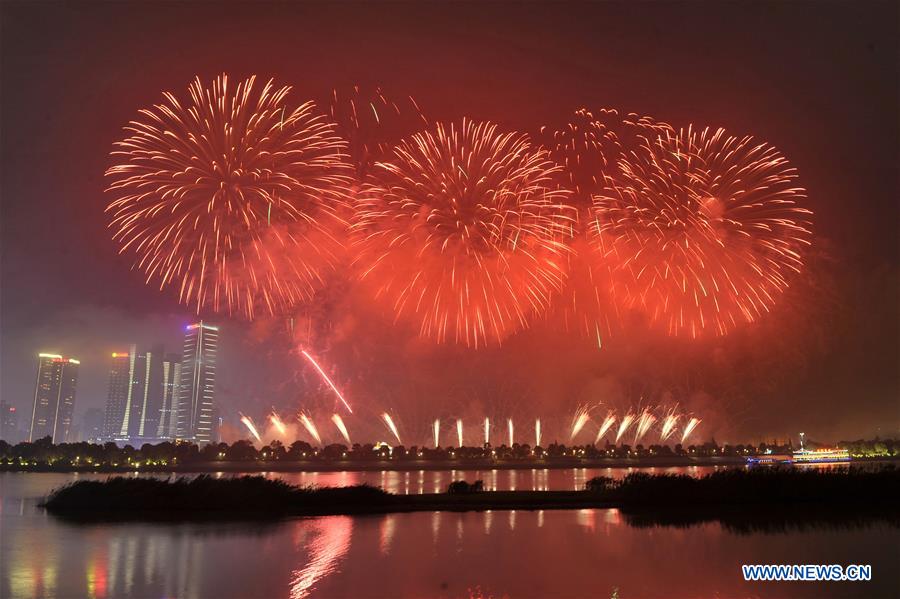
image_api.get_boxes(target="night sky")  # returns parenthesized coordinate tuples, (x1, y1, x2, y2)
(1, 1, 897, 443)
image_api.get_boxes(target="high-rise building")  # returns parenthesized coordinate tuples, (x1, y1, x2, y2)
(103, 351, 133, 441)
(28, 353, 79, 443)
(103, 346, 169, 443)
(156, 353, 182, 440)
(177, 322, 218, 443)
(0, 401, 19, 443)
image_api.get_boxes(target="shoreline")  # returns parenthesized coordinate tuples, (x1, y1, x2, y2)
(40, 467, 900, 525)
(7, 455, 897, 474)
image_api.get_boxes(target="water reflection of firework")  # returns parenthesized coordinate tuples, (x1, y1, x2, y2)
(240, 414, 262, 443)
(299, 413, 322, 445)
(381, 413, 402, 445)
(332, 414, 351, 445)
(681, 417, 702, 445)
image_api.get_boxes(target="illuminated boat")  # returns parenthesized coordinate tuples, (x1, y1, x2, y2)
(747, 447, 851, 465)
(791, 448, 851, 463)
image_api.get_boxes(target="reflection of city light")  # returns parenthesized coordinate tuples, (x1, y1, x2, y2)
(379, 515, 396, 555)
(290, 517, 353, 598)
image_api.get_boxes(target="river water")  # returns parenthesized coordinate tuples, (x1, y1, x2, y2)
(2, 469, 897, 598)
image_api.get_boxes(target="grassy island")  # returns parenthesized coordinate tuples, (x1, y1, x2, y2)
(41, 466, 900, 529)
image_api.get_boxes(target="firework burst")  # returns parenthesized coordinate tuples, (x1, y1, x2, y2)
(540, 108, 672, 345)
(353, 119, 575, 347)
(569, 405, 592, 441)
(633, 409, 657, 444)
(269, 412, 287, 436)
(659, 408, 681, 442)
(105, 74, 353, 319)
(597, 126, 813, 337)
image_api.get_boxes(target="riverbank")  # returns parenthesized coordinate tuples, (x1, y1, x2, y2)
(42, 465, 900, 524)
(5, 455, 761, 473)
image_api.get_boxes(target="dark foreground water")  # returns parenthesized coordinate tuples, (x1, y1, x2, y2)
(2, 471, 897, 598)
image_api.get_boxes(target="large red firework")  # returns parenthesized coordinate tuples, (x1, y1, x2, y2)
(352, 119, 575, 347)
(105, 74, 353, 318)
(596, 126, 813, 337)
(539, 108, 673, 345)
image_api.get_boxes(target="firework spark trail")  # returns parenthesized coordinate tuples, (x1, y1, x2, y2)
(381, 413, 402, 445)
(329, 85, 427, 181)
(535, 419, 542, 448)
(595, 412, 616, 444)
(681, 417, 702, 444)
(269, 412, 287, 437)
(433, 419, 440, 448)
(352, 119, 575, 347)
(105, 74, 353, 319)
(240, 414, 262, 443)
(483, 417, 490, 446)
(331, 414, 351, 445)
(615, 412, 635, 444)
(634, 410, 657, 444)
(660, 409, 681, 442)
(456, 419, 464, 448)
(598, 125, 813, 337)
(570, 406, 591, 441)
(508, 418, 515, 447)
(299, 413, 322, 445)
(301, 349, 352, 413)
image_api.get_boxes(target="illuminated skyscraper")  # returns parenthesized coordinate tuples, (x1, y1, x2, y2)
(28, 353, 79, 443)
(103, 351, 132, 440)
(156, 352, 181, 440)
(103, 346, 168, 443)
(0, 401, 19, 442)
(177, 322, 218, 443)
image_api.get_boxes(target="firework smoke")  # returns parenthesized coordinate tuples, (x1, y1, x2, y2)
(105, 74, 353, 318)
(332, 413, 351, 445)
(352, 119, 574, 347)
(299, 413, 322, 445)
